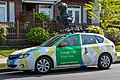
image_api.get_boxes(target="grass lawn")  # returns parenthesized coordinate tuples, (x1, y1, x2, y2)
(0, 49, 18, 57)
(0, 64, 7, 68)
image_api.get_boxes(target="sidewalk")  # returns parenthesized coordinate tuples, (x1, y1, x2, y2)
(0, 55, 8, 64)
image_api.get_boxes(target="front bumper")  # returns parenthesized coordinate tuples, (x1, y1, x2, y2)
(7, 59, 28, 70)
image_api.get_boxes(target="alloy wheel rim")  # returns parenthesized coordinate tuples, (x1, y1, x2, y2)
(37, 59, 50, 73)
(100, 56, 110, 68)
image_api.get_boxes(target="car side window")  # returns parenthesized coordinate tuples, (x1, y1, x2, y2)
(95, 36, 104, 43)
(82, 35, 97, 45)
(63, 35, 79, 46)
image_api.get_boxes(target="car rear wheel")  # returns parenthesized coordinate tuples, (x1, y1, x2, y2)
(35, 57, 52, 74)
(98, 54, 112, 69)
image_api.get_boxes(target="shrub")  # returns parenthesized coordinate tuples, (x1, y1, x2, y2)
(0, 26, 7, 45)
(106, 28, 120, 44)
(49, 31, 58, 38)
(35, 12, 50, 23)
(88, 25, 104, 35)
(115, 45, 120, 52)
(27, 27, 50, 45)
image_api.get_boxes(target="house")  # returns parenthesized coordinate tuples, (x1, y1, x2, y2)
(0, 0, 99, 25)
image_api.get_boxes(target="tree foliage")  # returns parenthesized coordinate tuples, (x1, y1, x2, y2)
(85, 0, 120, 31)
(88, 25, 104, 35)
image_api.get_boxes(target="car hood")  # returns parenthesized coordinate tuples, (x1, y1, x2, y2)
(10, 46, 55, 56)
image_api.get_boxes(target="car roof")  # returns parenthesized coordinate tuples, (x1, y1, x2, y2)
(58, 33, 104, 38)
(75, 33, 104, 36)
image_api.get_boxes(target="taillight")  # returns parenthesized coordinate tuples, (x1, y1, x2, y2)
(115, 53, 117, 56)
(112, 45, 114, 48)
(85, 47, 87, 52)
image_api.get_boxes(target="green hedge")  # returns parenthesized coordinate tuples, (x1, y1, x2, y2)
(116, 45, 120, 52)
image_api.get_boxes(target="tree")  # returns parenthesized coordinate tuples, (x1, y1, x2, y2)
(85, 0, 120, 33)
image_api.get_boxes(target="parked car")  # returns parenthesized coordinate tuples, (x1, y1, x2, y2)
(7, 33, 117, 73)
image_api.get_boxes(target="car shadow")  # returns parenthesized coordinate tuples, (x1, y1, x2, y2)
(0, 67, 111, 80)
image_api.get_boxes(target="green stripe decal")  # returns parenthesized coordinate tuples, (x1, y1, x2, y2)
(56, 34, 83, 66)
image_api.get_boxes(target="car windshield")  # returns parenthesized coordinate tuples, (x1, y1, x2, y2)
(40, 34, 66, 47)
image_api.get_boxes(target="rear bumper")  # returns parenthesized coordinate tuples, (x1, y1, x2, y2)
(113, 53, 117, 62)
(115, 53, 117, 57)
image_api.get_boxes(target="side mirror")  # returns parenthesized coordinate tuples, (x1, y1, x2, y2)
(60, 42, 67, 47)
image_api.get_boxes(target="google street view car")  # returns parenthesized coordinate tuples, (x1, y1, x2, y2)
(7, 33, 117, 73)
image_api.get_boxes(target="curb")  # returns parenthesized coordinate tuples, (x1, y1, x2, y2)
(113, 60, 120, 64)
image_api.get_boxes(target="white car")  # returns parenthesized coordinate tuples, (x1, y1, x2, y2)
(7, 33, 117, 73)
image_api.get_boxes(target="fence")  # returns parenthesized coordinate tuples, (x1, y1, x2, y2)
(0, 20, 46, 39)
(0, 21, 99, 39)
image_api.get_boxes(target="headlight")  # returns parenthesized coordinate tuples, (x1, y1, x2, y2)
(18, 54, 29, 59)
(9, 55, 18, 60)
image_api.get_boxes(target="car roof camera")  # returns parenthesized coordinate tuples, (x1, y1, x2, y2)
(57, 2, 88, 34)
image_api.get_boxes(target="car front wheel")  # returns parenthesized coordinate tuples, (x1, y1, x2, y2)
(98, 54, 112, 69)
(35, 57, 52, 74)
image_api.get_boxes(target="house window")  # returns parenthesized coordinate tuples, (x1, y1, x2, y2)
(92, 10, 100, 24)
(0, 3, 7, 22)
(83, 6, 87, 23)
(39, 5, 53, 19)
(9, 2, 15, 22)
(67, 6, 81, 24)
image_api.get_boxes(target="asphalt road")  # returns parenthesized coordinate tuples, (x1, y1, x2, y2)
(0, 64, 120, 80)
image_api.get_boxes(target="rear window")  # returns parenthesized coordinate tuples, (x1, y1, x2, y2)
(96, 36, 104, 43)
(81, 35, 97, 45)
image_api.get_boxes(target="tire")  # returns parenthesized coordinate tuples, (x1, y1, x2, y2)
(35, 57, 52, 74)
(98, 54, 112, 69)
(80, 66, 87, 69)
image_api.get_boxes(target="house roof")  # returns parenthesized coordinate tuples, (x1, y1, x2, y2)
(22, 0, 61, 4)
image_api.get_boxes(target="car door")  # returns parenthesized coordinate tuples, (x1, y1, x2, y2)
(81, 34, 100, 65)
(56, 34, 83, 66)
